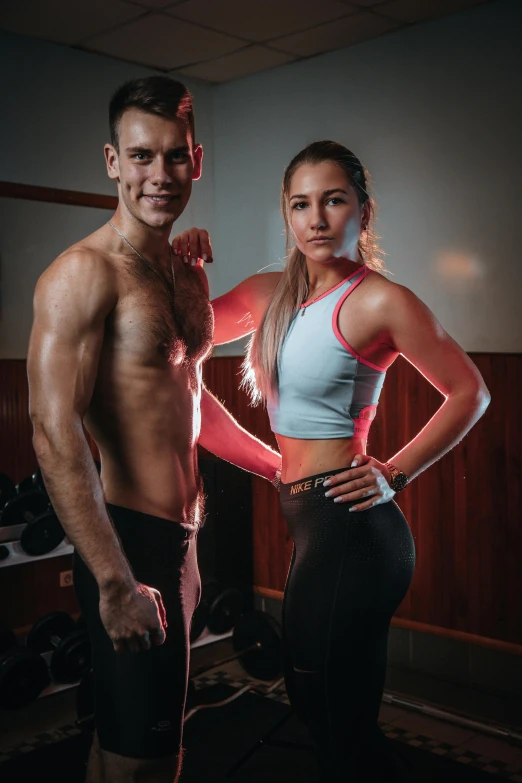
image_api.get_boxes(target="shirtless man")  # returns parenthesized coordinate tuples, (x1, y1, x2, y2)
(27, 76, 280, 783)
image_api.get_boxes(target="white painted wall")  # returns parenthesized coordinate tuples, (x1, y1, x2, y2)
(210, 0, 522, 354)
(0, 31, 215, 357)
(2, 0, 521, 358)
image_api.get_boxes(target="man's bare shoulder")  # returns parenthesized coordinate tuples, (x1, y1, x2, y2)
(36, 234, 118, 315)
(40, 233, 116, 291)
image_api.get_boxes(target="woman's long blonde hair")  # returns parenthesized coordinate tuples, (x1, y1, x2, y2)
(241, 141, 385, 404)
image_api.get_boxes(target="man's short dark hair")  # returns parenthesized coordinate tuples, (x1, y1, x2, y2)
(109, 76, 195, 151)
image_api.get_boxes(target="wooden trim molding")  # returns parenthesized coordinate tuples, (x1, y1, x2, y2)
(0, 181, 117, 210)
(253, 586, 522, 656)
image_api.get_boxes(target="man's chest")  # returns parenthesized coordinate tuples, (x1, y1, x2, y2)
(112, 267, 214, 366)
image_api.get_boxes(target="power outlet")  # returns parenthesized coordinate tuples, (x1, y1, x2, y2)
(60, 570, 73, 587)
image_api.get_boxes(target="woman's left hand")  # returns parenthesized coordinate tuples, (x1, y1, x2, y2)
(323, 455, 395, 511)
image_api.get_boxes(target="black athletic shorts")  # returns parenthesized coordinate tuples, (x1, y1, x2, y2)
(73, 503, 201, 759)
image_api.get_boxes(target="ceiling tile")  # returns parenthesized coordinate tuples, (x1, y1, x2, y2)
(83, 13, 246, 70)
(340, 0, 386, 5)
(123, 0, 184, 7)
(270, 10, 401, 57)
(173, 45, 296, 83)
(0, 0, 145, 45)
(167, 0, 357, 43)
(375, 0, 488, 24)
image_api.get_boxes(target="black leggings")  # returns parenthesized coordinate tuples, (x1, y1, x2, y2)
(280, 468, 416, 781)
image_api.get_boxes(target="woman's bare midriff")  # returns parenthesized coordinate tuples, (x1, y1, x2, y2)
(277, 434, 367, 484)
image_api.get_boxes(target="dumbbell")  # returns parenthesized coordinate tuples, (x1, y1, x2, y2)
(207, 587, 245, 635)
(0, 490, 65, 556)
(190, 580, 220, 642)
(16, 474, 37, 495)
(192, 610, 283, 681)
(0, 473, 16, 511)
(0, 627, 50, 709)
(27, 611, 91, 684)
(191, 581, 245, 641)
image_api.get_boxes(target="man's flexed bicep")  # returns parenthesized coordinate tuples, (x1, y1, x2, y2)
(28, 250, 117, 432)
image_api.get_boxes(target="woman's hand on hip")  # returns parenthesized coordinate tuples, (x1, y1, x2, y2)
(323, 455, 395, 512)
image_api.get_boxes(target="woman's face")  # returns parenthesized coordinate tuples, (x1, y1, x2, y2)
(287, 161, 366, 264)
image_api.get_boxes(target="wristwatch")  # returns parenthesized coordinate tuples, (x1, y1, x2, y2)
(271, 461, 282, 491)
(384, 462, 409, 492)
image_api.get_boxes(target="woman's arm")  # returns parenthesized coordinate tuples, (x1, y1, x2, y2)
(211, 272, 282, 345)
(323, 283, 490, 509)
(379, 284, 490, 481)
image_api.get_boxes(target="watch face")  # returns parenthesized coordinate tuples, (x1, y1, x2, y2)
(393, 473, 408, 492)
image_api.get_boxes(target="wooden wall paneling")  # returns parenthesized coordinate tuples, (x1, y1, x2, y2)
(0, 361, 100, 483)
(0, 359, 37, 483)
(501, 356, 522, 643)
(202, 353, 522, 647)
(253, 585, 522, 656)
(2, 353, 521, 646)
(0, 181, 118, 210)
(0, 555, 79, 633)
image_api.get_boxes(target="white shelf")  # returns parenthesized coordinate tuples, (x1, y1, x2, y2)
(38, 679, 79, 699)
(0, 539, 74, 568)
(190, 627, 233, 649)
(0, 523, 26, 543)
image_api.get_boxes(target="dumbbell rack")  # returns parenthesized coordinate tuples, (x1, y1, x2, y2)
(0, 523, 73, 569)
(0, 516, 234, 704)
(10, 628, 233, 705)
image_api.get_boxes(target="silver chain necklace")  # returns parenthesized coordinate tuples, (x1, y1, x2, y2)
(107, 221, 175, 305)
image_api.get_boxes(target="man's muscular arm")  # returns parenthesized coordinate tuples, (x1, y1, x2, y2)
(199, 387, 281, 482)
(28, 250, 165, 653)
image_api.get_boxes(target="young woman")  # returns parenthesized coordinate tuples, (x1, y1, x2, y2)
(173, 141, 490, 780)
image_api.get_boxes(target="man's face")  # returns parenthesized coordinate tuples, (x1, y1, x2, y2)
(105, 108, 202, 229)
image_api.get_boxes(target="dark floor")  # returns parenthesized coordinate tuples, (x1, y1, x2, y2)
(1, 641, 522, 781)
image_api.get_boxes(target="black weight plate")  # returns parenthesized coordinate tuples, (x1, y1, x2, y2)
(0, 545, 10, 561)
(20, 510, 65, 556)
(201, 579, 221, 604)
(76, 669, 95, 734)
(207, 588, 245, 635)
(190, 598, 209, 642)
(0, 490, 49, 527)
(0, 649, 50, 709)
(32, 468, 48, 496)
(51, 629, 91, 683)
(16, 475, 35, 495)
(233, 611, 282, 681)
(0, 628, 17, 654)
(0, 474, 16, 511)
(27, 611, 75, 654)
